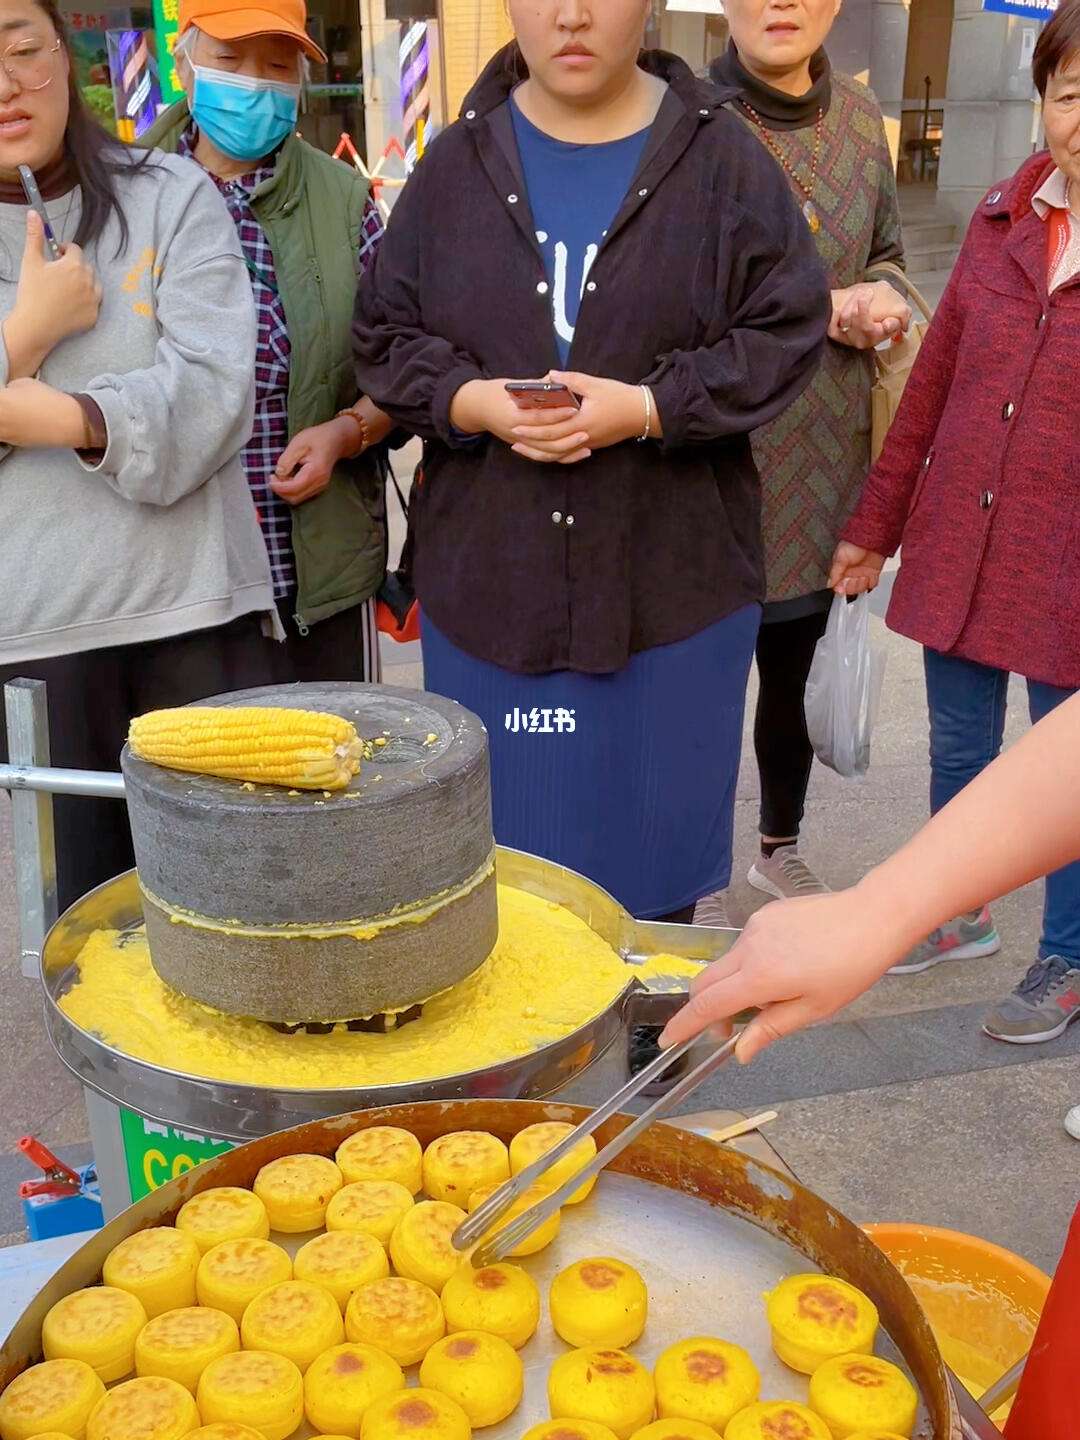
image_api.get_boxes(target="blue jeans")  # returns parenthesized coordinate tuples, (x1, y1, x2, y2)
(924, 647, 1080, 963)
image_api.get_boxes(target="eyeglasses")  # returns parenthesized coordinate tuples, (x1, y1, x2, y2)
(0, 36, 62, 93)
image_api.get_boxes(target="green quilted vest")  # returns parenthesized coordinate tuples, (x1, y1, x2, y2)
(143, 102, 387, 630)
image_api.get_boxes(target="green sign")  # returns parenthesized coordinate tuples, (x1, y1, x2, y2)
(151, 0, 185, 106)
(120, 1108, 234, 1201)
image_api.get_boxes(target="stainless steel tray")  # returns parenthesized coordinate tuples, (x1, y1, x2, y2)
(0, 1099, 965, 1440)
(41, 848, 738, 1140)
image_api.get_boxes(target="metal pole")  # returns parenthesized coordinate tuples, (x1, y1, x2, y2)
(5, 679, 59, 980)
(0, 765, 126, 799)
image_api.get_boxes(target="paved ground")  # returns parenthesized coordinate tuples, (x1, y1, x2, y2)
(0, 461, 1075, 1277)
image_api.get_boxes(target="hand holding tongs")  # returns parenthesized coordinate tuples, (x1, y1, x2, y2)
(452, 1024, 748, 1266)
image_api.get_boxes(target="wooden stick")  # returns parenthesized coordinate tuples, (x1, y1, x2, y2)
(708, 1110, 779, 1144)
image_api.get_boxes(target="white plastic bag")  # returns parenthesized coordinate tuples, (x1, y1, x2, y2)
(803, 593, 886, 779)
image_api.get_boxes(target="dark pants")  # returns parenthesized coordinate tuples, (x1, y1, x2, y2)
(754, 609, 830, 839)
(0, 597, 378, 912)
(924, 646, 1080, 963)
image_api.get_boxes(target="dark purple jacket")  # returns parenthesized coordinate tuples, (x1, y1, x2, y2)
(842, 153, 1080, 689)
(354, 47, 830, 674)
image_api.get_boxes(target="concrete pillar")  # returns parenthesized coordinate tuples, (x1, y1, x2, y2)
(936, 0, 1040, 228)
(869, 0, 910, 165)
(830, 0, 873, 85)
(359, 0, 400, 167)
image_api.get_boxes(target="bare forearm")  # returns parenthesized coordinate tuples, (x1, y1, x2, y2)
(858, 692, 1080, 946)
(2, 310, 50, 381)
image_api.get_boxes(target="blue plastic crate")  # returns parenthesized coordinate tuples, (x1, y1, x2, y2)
(22, 1165, 104, 1241)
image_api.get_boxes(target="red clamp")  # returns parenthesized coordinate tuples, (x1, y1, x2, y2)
(19, 1135, 83, 1188)
(20, 1177, 80, 1199)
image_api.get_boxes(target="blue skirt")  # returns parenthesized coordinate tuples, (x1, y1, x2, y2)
(422, 606, 759, 919)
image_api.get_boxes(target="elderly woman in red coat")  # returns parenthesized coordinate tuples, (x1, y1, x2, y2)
(831, 2, 1080, 1047)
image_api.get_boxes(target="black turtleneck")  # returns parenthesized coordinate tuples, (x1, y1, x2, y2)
(710, 41, 831, 131)
(0, 147, 76, 204)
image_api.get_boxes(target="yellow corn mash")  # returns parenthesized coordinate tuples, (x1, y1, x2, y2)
(59, 886, 700, 1089)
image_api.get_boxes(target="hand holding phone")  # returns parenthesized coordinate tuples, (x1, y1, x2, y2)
(505, 380, 581, 411)
(18, 166, 62, 260)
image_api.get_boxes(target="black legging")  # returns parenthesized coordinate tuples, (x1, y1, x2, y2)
(754, 609, 830, 840)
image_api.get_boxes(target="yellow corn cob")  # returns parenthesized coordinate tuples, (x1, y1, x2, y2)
(128, 706, 363, 790)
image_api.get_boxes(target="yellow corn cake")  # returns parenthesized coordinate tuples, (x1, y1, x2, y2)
(549, 1259, 647, 1350)
(42, 1287, 148, 1383)
(419, 1332, 523, 1427)
(303, 1344, 404, 1438)
(335, 1130, 423, 1194)
(548, 1349, 655, 1440)
(0, 1361, 106, 1440)
(808, 1356, 917, 1439)
(176, 1190, 270, 1255)
(103, 1231, 200, 1320)
(241, 1282, 344, 1373)
(293, 1231, 389, 1312)
(440, 1263, 540, 1350)
(253, 1157, 342, 1234)
(653, 1340, 759, 1433)
(766, 1277, 878, 1376)
(389, 1203, 467, 1292)
(196, 1352, 304, 1440)
(345, 1278, 445, 1367)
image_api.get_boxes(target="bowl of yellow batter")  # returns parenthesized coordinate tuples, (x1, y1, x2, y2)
(43, 853, 703, 1138)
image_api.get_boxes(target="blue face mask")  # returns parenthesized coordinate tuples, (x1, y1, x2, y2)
(191, 64, 300, 162)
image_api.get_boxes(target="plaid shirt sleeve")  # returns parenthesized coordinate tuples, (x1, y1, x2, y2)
(356, 196, 385, 278)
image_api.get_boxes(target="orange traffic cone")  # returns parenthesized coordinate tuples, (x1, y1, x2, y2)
(1004, 1200, 1080, 1440)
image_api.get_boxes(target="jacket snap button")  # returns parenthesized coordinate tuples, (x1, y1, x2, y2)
(465, 109, 476, 120)
(699, 108, 709, 116)
(507, 193, 519, 204)
(980, 490, 994, 510)
(1002, 401, 1015, 420)
(586, 281, 597, 293)
(551, 511, 562, 524)
(536, 281, 549, 295)
(565, 514, 575, 526)
(638, 188, 648, 198)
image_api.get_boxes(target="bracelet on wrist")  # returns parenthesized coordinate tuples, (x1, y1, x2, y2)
(637, 385, 653, 443)
(336, 405, 370, 457)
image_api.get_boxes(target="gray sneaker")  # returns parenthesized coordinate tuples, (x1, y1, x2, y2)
(748, 846, 830, 899)
(692, 889, 730, 928)
(888, 906, 1001, 975)
(983, 956, 1080, 1044)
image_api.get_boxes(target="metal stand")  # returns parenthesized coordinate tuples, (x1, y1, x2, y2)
(2, 678, 125, 978)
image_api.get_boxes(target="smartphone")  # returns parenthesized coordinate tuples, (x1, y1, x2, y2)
(505, 381, 581, 411)
(18, 165, 62, 260)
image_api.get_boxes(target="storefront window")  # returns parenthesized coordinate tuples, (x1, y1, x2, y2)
(300, 0, 365, 159)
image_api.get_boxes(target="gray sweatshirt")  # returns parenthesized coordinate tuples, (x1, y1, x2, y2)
(0, 150, 278, 666)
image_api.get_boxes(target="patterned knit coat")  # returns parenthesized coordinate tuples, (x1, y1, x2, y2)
(712, 52, 904, 606)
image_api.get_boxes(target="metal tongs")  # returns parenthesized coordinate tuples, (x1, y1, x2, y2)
(452, 1025, 745, 1266)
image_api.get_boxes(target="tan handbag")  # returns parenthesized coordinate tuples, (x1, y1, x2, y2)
(867, 263, 934, 464)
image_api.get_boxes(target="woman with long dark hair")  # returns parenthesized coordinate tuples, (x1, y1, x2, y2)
(0, 0, 277, 908)
(354, 1, 829, 943)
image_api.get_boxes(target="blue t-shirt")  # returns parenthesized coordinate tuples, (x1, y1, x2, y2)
(510, 97, 650, 365)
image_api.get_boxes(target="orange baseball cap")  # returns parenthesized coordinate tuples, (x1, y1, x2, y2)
(178, 0, 327, 63)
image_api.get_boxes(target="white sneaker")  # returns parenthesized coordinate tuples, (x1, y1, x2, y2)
(748, 845, 830, 899)
(1066, 1106, 1080, 1141)
(692, 890, 730, 927)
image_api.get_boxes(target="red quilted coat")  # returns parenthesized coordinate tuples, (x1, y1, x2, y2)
(842, 152, 1080, 689)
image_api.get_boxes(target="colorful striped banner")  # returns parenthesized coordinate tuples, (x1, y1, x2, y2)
(399, 18, 430, 174)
